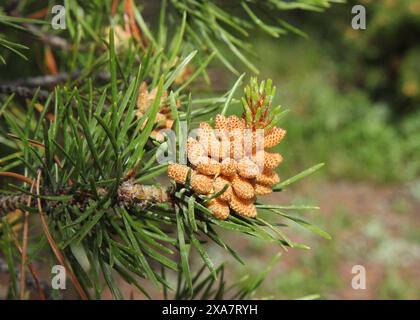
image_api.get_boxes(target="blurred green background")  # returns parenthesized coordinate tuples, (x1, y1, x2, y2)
(213, 0, 420, 299)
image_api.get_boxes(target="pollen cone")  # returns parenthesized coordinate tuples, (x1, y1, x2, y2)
(167, 108, 285, 220)
(206, 197, 229, 220)
(228, 193, 257, 218)
(136, 82, 177, 140)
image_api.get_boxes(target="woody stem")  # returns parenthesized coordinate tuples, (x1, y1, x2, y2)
(0, 181, 172, 217)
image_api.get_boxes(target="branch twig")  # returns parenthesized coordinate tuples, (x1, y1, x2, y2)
(0, 181, 171, 217)
(0, 71, 110, 100)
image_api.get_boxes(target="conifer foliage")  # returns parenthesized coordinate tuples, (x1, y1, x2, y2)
(0, 1, 335, 299)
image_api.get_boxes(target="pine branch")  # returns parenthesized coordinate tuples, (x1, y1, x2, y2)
(0, 72, 110, 100)
(0, 181, 171, 217)
(0, 85, 50, 101)
(0, 73, 75, 88)
(0, 71, 111, 88)
(23, 23, 72, 51)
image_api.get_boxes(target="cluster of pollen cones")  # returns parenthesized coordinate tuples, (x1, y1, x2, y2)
(136, 82, 176, 140)
(167, 114, 286, 220)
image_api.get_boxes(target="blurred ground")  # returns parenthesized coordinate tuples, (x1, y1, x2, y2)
(222, 180, 420, 299)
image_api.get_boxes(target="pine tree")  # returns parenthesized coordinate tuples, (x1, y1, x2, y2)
(0, 0, 335, 300)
